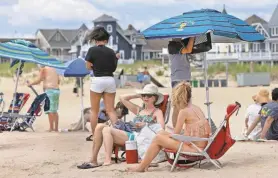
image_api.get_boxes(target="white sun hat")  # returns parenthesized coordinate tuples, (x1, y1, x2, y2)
(136, 84, 164, 105)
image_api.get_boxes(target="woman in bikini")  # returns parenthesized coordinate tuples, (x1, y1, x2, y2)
(128, 81, 211, 172)
(77, 84, 165, 169)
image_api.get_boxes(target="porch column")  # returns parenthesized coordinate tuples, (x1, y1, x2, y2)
(60, 48, 64, 61)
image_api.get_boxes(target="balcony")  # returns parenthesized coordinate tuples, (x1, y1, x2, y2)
(206, 51, 278, 62)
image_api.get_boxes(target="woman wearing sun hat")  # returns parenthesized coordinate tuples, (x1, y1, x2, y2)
(77, 84, 165, 169)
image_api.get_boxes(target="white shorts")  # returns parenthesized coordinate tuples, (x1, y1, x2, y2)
(90, 76, 116, 93)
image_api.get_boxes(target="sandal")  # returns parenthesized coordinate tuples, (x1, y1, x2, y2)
(86, 135, 93, 141)
(77, 162, 101, 169)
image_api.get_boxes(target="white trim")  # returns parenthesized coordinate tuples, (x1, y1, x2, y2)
(255, 23, 270, 38)
(116, 36, 119, 44)
(107, 24, 113, 33)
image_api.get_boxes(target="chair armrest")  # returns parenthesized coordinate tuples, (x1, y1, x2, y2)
(171, 134, 209, 142)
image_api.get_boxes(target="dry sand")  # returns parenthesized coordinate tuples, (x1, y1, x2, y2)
(1, 77, 278, 178)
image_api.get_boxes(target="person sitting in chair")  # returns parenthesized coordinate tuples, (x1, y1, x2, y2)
(127, 81, 211, 172)
(77, 84, 165, 169)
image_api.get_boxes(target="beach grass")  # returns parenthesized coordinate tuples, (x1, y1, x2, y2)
(0, 62, 38, 77)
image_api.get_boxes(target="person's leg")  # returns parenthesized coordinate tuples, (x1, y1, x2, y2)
(128, 131, 195, 172)
(103, 92, 118, 125)
(47, 113, 54, 131)
(90, 123, 107, 164)
(90, 91, 102, 135)
(53, 112, 59, 131)
(51, 90, 60, 132)
(102, 127, 129, 165)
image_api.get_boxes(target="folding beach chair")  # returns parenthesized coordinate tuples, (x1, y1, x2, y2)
(112, 94, 171, 163)
(10, 93, 49, 132)
(164, 102, 241, 172)
(0, 92, 30, 131)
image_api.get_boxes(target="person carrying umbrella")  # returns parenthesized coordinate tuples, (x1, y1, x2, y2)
(169, 37, 195, 127)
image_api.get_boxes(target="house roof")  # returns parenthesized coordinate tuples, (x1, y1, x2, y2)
(269, 5, 278, 26)
(245, 14, 268, 25)
(93, 14, 118, 22)
(38, 24, 88, 48)
(124, 24, 138, 36)
(142, 39, 168, 52)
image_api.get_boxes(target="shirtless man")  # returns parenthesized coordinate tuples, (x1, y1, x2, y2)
(27, 66, 60, 132)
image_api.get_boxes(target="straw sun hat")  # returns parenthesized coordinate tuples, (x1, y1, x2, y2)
(136, 84, 164, 105)
(252, 89, 271, 103)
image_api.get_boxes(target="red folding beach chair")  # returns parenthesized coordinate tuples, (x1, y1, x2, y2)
(164, 102, 241, 172)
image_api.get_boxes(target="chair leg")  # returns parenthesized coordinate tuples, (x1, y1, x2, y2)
(114, 146, 119, 163)
(10, 119, 18, 132)
(170, 143, 183, 172)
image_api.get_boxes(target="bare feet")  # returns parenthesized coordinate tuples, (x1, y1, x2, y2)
(126, 166, 145, 172)
(102, 162, 112, 166)
(46, 129, 53, 132)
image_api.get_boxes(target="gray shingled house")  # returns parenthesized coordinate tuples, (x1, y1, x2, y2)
(36, 24, 88, 61)
(80, 14, 167, 60)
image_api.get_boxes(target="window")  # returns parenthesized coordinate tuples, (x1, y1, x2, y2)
(116, 36, 119, 43)
(144, 52, 150, 60)
(131, 50, 137, 59)
(55, 33, 61, 41)
(119, 50, 125, 59)
(107, 24, 113, 33)
(241, 44, 246, 52)
(252, 43, 260, 52)
(271, 27, 278, 36)
(130, 35, 136, 42)
(108, 36, 113, 46)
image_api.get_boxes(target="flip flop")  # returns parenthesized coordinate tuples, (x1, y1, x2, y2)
(77, 162, 101, 169)
(86, 135, 93, 141)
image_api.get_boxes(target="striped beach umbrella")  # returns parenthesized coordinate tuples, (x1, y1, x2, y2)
(0, 39, 66, 69)
(142, 9, 265, 42)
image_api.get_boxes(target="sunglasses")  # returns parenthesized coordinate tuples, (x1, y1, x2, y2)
(141, 94, 154, 98)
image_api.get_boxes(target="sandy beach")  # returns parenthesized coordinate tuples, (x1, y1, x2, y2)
(1, 77, 278, 178)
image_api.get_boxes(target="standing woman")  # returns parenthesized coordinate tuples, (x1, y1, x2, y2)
(85, 26, 119, 135)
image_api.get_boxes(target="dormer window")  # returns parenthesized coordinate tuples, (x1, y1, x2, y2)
(107, 24, 113, 33)
(55, 33, 61, 41)
(271, 27, 278, 36)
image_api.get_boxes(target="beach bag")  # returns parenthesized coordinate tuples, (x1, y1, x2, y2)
(136, 123, 166, 163)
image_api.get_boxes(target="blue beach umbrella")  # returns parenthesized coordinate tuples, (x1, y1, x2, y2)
(56, 58, 90, 131)
(0, 39, 66, 69)
(0, 39, 66, 113)
(141, 9, 265, 122)
(142, 9, 265, 42)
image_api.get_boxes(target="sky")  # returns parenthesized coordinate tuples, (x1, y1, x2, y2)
(0, 0, 277, 38)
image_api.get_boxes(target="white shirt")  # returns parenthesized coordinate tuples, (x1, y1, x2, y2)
(245, 103, 262, 140)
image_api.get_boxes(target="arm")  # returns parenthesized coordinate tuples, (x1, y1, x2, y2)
(174, 109, 186, 134)
(85, 47, 94, 70)
(260, 116, 274, 139)
(181, 37, 195, 54)
(28, 68, 44, 86)
(86, 61, 93, 70)
(245, 117, 249, 129)
(154, 109, 165, 129)
(245, 115, 261, 136)
(119, 94, 141, 115)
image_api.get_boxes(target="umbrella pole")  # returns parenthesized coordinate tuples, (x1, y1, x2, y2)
(11, 60, 22, 114)
(203, 53, 212, 127)
(80, 77, 85, 131)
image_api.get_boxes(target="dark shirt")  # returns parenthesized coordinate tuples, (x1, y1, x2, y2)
(85, 45, 118, 77)
(259, 101, 278, 140)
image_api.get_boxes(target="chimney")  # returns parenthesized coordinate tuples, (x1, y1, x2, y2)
(128, 24, 133, 30)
